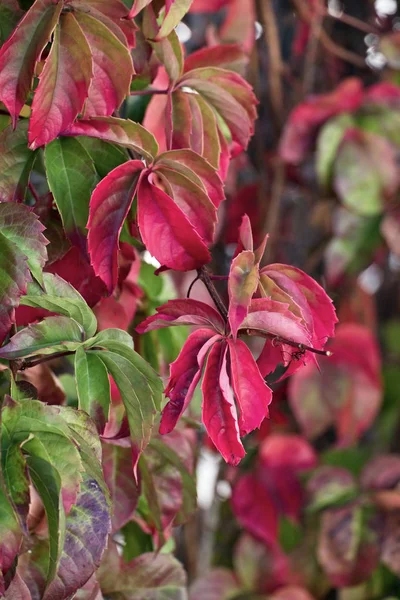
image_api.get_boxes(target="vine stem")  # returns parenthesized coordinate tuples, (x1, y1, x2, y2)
(19, 350, 77, 371)
(243, 329, 333, 357)
(197, 267, 228, 322)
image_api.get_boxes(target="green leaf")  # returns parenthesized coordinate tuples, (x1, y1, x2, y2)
(94, 345, 162, 469)
(44, 137, 98, 238)
(0, 316, 84, 359)
(75, 347, 111, 431)
(85, 328, 134, 350)
(0, 120, 37, 202)
(156, 0, 194, 39)
(65, 116, 159, 162)
(122, 521, 153, 562)
(78, 136, 129, 179)
(0, 0, 22, 45)
(20, 273, 97, 339)
(0, 482, 23, 578)
(316, 114, 353, 188)
(0, 202, 48, 343)
(152, 29, 183, 83)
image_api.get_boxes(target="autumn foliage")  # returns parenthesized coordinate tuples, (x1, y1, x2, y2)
(0, 0, 399, 599)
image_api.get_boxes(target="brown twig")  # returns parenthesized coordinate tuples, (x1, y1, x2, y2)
(197, 267, 228, 322)
(292, 0, 368, 69)
(19, 350, 76, 371)
(243, 328, 333, 357)
(256, 0, 285, 129)
(325, 8, 379, 34)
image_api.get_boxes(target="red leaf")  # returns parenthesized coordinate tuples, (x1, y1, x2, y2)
(179, 67, 258, 152)
(241, 298, 312, 345)
(74, 11, 134, 118)
(271, 587, 315, 600)
(151, 163, 217, 245)
(190, 0, 231, 11)
(28, 12, 92, 149)
(201, 341, 245, 465)
(136, 299, 225, 334)
(183, 44, 247, 73)
(63, 116, 159, 162)
(161, 329, 218, 434)
(227, 338, 272, 435)
(0, 0, 62, 124)
(155, 149, 224, 208)
(279, 78, 363, 164)
(260, 434, 317, 473)
(261, 264, 338, 349)
(232, 471, 280, 545)
(75, 0, 137, 48)
(87, 160, 143, 294)
(137, 177, 211, 272)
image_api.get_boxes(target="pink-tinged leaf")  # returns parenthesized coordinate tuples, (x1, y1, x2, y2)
(3, 573, 32, 600)
(136, 298, 225, 334)
(97, 544, 187, 597)
(241, 298, 312, 345)
(232, 471, 279, 545)
(0, 203, 48, 344)
(129, 0, 153, 18)
(0, 120, 37, 202)
(317, 502, 379, 587)
(190, 93, 222, 169)
(161, 329, 217, 434)
(75, 11, 134, 118)
(279, 78, 363, 164)
(0, 0, 62, 124)
(179, 67, 258, 151)
(271, 587, 315, 600)
(74, 0, 137, 48)
(152, 165, 217, 245)
(228, 250, 259, 338)
(238, 214, 254, 251)
(219, 0, 256, 55)
(260, 434, 317, 473)
(233, 533, 291, 594)
(63, 116, 158, 162)
(190, 0, 230, 12)
(334, 128, 400, 216)
(87, 160, 143, 294)
(381, 512, 400, 576)
(289, 324, 382, 445)
(137, 176, 211, 271)
(28, 12, 92, 149)
(202, 341, 245, 465)
(169, 89, 192, 150)
(156, 0, 195, 40)
(360, 455, 400, 511)
(184, 43, 247, 73)
(261, 264, 338, 349)
(364, 81, 400, 105)
(152, 29, 183, 83)
(227, 338, 272, 435)
(189, 569, 240, 600)
(155, 149, 224, 207)
(102, 443, 140, 532)
(306, 466, 356, 511)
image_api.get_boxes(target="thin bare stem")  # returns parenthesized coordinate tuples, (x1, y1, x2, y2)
(292, 0, 368, 69)
(197, 267, 228, 322)
(243, 328, 333, 357)
(19, 350, 76, 371)
(325, 8, 379, 34)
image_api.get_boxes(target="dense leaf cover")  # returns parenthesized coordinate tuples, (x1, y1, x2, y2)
(0, 0, 399, 599)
